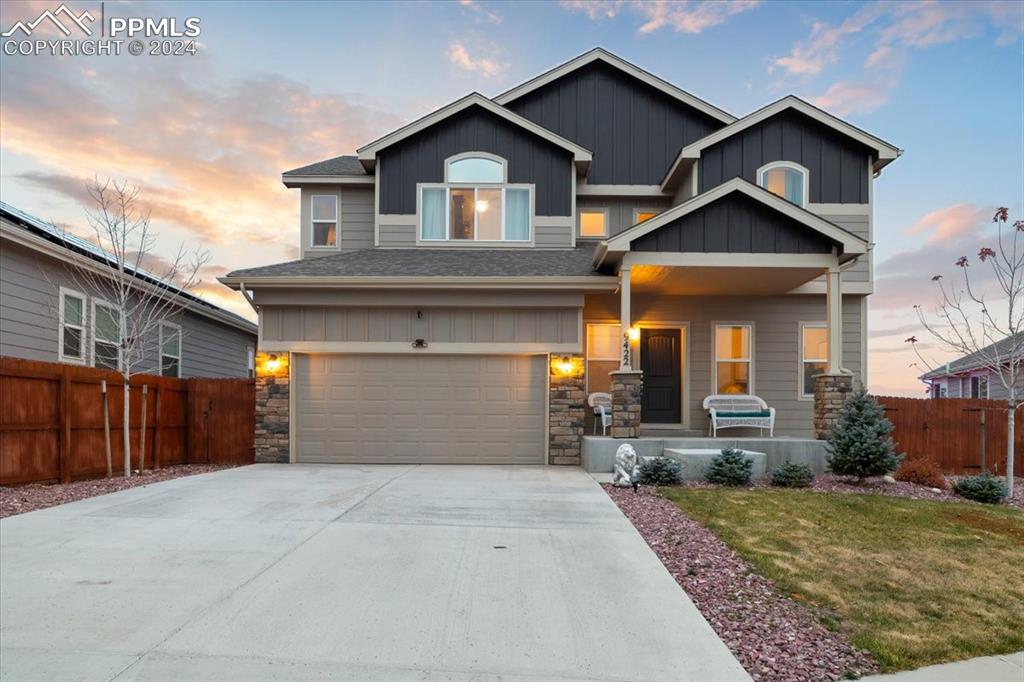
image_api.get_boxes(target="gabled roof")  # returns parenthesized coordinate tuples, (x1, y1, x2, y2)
(594, 178, 868, 267)
(661, 95, 902, 190)
(355, 93, 592, 172)
(494, 48, 736, 126)
(281, 154, 373, 187)
(920, 333, 1024, 380)
(0, 201, 257, 334)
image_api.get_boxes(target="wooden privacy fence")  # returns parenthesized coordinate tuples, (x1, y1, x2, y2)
(877, 396, 1023, 475)
(0, 356, 254, 485)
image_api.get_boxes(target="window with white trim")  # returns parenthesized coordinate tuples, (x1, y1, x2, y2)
(92, 301, 122, 370)
(800, 323, 828, 398)
(586, 323, 621, 394)
(757, 161, 809, 207)
(160, 322, 182, 378)
(246, 347, 255, 379)
(971, 375, 988, 398)
(633, 209, 660, 224)
(58, 288, 87, 364)
(310, 195, 338, 248)
(419, 154, 531, 242)
(714, 324, 751, 394)
(579, 209, 608, 238)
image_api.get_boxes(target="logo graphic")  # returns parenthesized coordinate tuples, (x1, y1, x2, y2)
(2, 3, 95, 37)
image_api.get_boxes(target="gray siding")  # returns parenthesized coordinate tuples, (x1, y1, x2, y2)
(632, 193, 834, 254)
(0, 237, 255, 377)
(577, 196, 673, 239)
(299, 185, 374, 258)
(584, 293, 865, 438)
(505, 60, 724, 185)
(700, 109, 870, 203)
(261, 305, 580, 345)
(378, 104, 573, 216)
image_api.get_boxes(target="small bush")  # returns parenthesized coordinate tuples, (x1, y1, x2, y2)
(953, 474, 1008, 504)
(771, 461, 814, 488)
(895, 458, 946, 489)
(638, 457, 684, 486)
(707, 447, 753, 486)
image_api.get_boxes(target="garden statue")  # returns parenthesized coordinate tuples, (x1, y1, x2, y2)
(612, 443, 641, 490)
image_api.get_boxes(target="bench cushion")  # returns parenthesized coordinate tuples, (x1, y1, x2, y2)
(714, 410, 772, 418)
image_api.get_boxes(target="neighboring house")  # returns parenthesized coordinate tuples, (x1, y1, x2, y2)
(920, 333, 1024, 400)
(1, 201, 257, 378)
(221, 48, 900, 465)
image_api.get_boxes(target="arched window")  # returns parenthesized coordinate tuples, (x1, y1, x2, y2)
(445, 153, 505, 183)
(757, 161, 809, 207)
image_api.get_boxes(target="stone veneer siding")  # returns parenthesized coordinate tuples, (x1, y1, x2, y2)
(812, 372, 854, 439)
(549, 354, 585, 465)
(610, 370, 643, 438)
(255, 352, 290, 463)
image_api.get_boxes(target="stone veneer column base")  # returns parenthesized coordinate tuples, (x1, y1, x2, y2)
(255, 352, 290, 463)
(813, 372, 854, 440)
(549, 354, 585, 465)
(609, 370, 643, 438)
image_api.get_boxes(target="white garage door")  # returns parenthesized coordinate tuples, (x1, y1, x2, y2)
(294, 354, 546, 464)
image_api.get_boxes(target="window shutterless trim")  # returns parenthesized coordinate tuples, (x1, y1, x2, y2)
(159, 321, 182, 378)
(90, 298, 123, 371)
(632, 207, 662, 225)
(57, 286, 87, 365)
(416, 183, 534, 245)
(757, 160, 810, 208)
(578, 207, 609, 238)
(798, 321, 828, 400)
(584, 322, 621, 394)
(309, 194, 339, 250)
(444, 152, 508, 183)
(711, 322, 754, 396)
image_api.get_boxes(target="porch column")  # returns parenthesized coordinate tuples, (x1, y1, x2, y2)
(619, 264, 632, 369)
(826, 265, 843, 373)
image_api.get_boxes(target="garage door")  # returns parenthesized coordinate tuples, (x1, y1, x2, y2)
(294, 354, 546, 464)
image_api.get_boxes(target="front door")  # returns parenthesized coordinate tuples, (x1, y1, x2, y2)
(640, 328, 681, 423)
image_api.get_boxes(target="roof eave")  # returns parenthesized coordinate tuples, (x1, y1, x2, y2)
(281, 174, 374, 188)
(218, 275, 617, 291)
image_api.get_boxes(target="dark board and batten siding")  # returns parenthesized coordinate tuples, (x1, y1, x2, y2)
(377, 105, 573, 216)
(632, 193, 834, 255)
(699, 110, 870, 204)
(505, 61, 725, 186)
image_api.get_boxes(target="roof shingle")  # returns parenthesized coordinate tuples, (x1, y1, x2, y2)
(283, 155, 368, 177)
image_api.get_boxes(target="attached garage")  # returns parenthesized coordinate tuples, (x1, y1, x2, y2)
(294, 353, 547, 464)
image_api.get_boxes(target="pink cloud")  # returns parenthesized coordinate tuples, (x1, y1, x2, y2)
(809, 79, 895, 115)
(908, 203, 991, 245)
(447, 42, 508, 78)
(561, 0, 759, 34)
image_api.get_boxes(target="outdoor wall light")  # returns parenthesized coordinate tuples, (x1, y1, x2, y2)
(556, 355, 575, 375)
(265, 354, 280, 373)
(627, 326, 641, 341)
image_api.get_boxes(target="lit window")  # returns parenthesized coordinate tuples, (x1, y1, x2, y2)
(420, 154, 530, 242)
(757, 162, 808, 207)
(160, 323, 181, 378)
(92, 301, 121, 370)
(800, 324, 828, 397)
(310, 195, 338, 248)
(634, 210, 659, 224)
(59, 288, 86, 364)
(714, 324, 751, 394)
(586, 324, 621, 394)
(247, 347, 255, 379)
(579, 209, 608, 238)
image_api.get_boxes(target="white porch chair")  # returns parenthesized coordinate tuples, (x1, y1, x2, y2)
(702, 394, 775, 437)
(588, 392, 613, 435)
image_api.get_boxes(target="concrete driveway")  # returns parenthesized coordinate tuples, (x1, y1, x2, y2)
(1, 464, 749, 682)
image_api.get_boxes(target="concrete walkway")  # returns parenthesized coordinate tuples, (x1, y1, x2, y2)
(861, 651, 1024, 682)
(1, 464, 749, 681)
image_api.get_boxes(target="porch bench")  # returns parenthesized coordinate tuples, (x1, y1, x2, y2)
(702, 395, 775, 437)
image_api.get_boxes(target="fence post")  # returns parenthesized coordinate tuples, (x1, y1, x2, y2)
(139, 385, 148, 473)
(153, 385, 163, 470)
(980, 409, 986, 474)
(59, 366, 71, 484)
(102, 379, 112, 478)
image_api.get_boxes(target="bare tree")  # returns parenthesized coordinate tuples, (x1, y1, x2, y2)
(908, 207, 1023, 495)
(54, 178, 210, 477)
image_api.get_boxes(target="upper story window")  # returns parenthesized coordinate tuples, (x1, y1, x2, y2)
(634, 209, 660, 224)
(757, 161, 808, 207)
(419, 153, 531, 243)
(310, 195, 338, 248)
(579, 209, 608, 238)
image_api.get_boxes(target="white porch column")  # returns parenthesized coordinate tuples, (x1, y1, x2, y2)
(619, 264, 632, 369)
(826, 265, 843, 373)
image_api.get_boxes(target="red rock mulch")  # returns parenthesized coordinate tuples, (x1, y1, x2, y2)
(0, 464, 237, 519)
(605, 484, 878, 682)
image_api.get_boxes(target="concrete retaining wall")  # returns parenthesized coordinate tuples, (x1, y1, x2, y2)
(582, 436, 829, 475)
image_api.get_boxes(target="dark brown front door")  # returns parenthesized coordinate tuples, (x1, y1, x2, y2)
(640, 328, 681, 423)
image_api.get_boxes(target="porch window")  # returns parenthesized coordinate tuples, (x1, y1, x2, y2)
(419, 154, 531, 242)
(160, 322, 182, 378)
(800, 323, 828, 398)
(92, 301, 122, 370)
(586, 323, 621, 394)
(58, 287, 87, 364)
(757, 161, 808, 207)
(310, 195, 338, 248)
(714, 324, 751, 394)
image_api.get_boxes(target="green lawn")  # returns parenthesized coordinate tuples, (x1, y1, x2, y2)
(660, 488, 1024, 672)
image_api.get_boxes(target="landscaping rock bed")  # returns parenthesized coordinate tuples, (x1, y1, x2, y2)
(606, 484, 878, 682)
(0, 464, 237, 518)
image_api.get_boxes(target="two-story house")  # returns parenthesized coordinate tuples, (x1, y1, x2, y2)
(221, 48, 900, 466)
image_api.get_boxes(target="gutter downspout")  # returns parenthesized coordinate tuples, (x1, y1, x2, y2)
(238, 282, 257, 314)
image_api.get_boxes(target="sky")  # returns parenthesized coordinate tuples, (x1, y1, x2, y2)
(1, 0, 1022, 396)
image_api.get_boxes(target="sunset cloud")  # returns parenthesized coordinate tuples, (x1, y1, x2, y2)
(810, 79, 895, 115)
(561, 0, 759, 34)
(447, 42, 509, 77)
